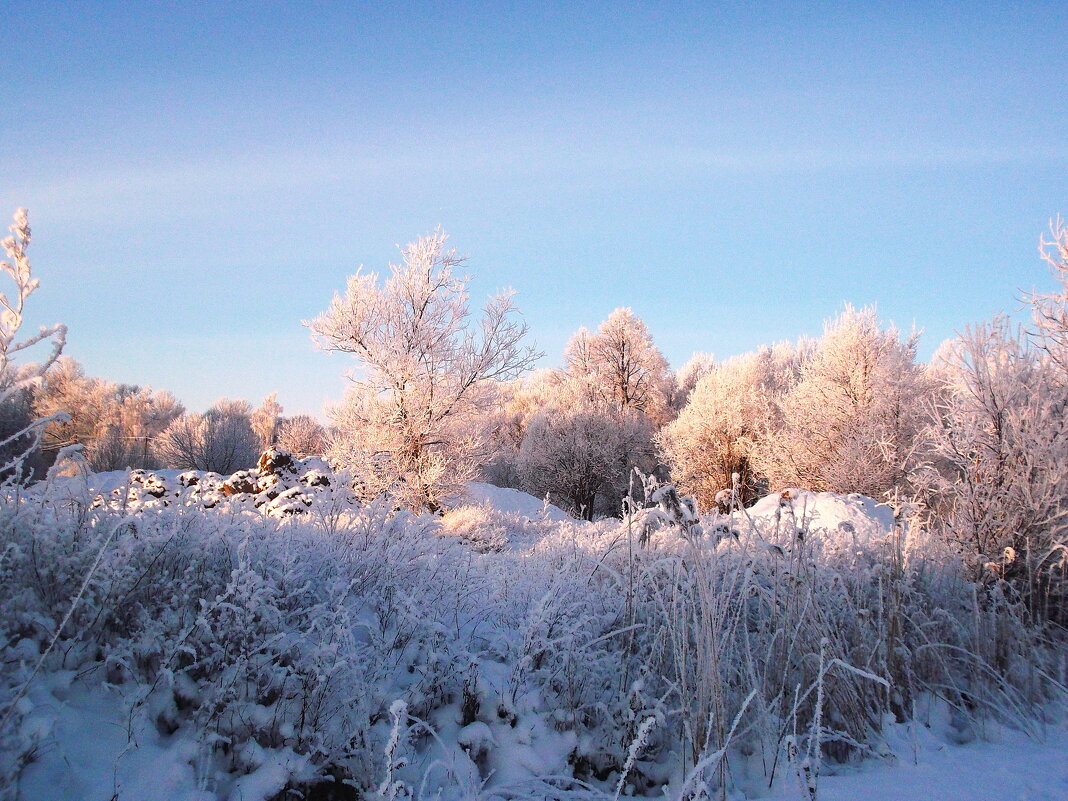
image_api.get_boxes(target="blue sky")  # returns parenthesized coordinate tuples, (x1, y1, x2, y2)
(3, 1, 1065, 417)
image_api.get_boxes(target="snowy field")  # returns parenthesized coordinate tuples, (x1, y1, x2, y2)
(2, 464, 1065, 801)
(16, 680, 1068, 800)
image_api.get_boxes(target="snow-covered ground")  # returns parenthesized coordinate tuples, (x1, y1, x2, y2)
(13, 627, 1068, 801)
(17, 672, 1068, 801)
(460, 481, 572, 523)
(766, 716, 1068, 801)
(3, 472, 1066, 801)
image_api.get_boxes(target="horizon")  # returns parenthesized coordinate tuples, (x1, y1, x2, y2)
(3, 2, 1065, 417)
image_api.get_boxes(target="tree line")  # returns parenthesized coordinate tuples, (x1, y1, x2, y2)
(308, 224, 1068, 619)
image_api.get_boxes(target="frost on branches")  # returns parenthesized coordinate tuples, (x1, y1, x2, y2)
(563, 307, 675, 426)
(916, 323, 1068, 622)
(152, 398, 260, 473)
(0, 208, 67, 481)
(512, 309, 671, 518)
(753, 305, 928, 499)
(275, 413, 327, 457)
(33, 357, 184, 472)
(518, 405, 654, 520)
(308, 229, 540, 512)
(1031, 218, 1068, 370)
(659, 343, 804, 509)
(251, 392, 283, 451)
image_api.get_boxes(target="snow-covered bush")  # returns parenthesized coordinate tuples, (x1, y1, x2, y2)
(439, 504, 510, 552)
(2, 474, 1064, 800)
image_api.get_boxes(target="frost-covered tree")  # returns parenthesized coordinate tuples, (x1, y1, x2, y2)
(153, 398, 259, 473)
(518, 404, 654, 519)
(753, 306, 928, 497)
(251, 392, 283, 450)
(673, 351, 716, 410)
(0, 208, 67, 479)
(276, 414, 327, 457)
(34, 358, 113, 456)
(660, 343, 804, 509)
(913, 319, 1068, 620)
(33, 358, 183, 471)
(510, 310, 668, 513)
(477, 369, 565, 487)
(308, 229, 539, 511)
(565, 308, 675, 425)
(1030, 217, 1068, 374)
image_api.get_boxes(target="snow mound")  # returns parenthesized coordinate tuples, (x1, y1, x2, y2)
(460, 482, 572, 522)
(85, 469, 188, 496)
(746, 488, 895, 547)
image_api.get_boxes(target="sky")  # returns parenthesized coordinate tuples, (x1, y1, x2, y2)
(2, 1, 1066, 418)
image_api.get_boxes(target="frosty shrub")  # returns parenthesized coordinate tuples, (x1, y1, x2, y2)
(439, 504, 514, 552)
(1, 470, 1064, 799)
(309, 229, 539, 512)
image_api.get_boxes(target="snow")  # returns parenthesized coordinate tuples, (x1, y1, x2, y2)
(460, 481, 573, 522)
(15, 674, 1068, 800)
(4, 475, 1066, 801)
(15, 675, 213, 801)
(764, 718, 1068, 801)
(746, 488, 896, 546)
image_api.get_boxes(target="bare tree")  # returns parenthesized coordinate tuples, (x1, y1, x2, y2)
(308, 229, 540, 511)
(153, 398, 259, 473)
